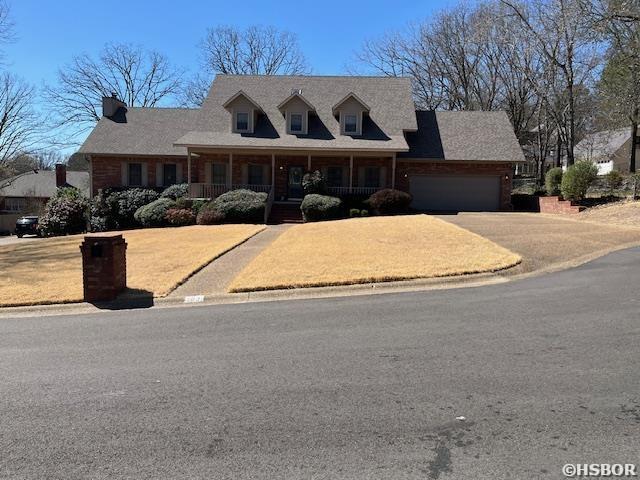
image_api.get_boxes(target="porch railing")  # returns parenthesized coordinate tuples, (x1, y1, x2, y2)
(327, 186, 382, 196)
(188, 183, 272, 199)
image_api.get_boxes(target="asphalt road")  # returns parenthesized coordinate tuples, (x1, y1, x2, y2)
(2, 248, 640, 479)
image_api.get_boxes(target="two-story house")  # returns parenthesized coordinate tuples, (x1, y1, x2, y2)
(79, 75, 525, 216)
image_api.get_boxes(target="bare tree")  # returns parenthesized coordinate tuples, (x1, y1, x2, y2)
(0, 73, 43, 168)
(500, 0, 599, 166)
(44, 43, 183, 140)
(182, 25, 310, 107)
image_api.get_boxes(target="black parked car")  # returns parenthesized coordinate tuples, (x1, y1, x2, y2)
(15, 216, 40, 238)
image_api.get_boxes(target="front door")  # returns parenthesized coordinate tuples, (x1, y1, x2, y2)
(288, 166, 304, 199)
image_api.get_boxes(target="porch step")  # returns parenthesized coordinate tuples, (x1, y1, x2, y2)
(268, 203, 303, 224)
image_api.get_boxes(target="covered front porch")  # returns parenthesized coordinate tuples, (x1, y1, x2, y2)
(186, 149, 398, 201)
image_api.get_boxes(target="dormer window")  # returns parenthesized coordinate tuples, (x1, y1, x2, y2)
(236, 112, 249, 132)
(344, 114, 358, 134)
(278, 92, 315, 135)
(223, 90, 262, 134)
(332, 92, 370, 137)
(289, 113, 303, 134)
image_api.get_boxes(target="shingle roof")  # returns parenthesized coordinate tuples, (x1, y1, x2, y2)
(174, 75, 417, 152)
(78, 107, 203, 156)
(399, 111, 526, 162)
(575, 128, 632, 160)
(0, 171, 90, 198)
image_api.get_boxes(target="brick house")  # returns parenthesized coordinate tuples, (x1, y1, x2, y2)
(78, 75, 525, 217)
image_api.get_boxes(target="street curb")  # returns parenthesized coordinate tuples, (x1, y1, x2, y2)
(2, 242, 640, 319)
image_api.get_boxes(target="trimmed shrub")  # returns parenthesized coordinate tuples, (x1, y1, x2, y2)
(39, 188, 89, 236)
(604, 170, 623, 195)
(161, 183, 189, 199)
(561, 161, 598, 201)
(191, 199, 207, 215)
(134, 198, 176, 227)
(349, 208, 361, 218)
(367, 189, 412, 214)
(300, 194, 343, 222)
(90, 188, 159, 231)
(212, 189, 267, 222)
(196, 202, 225, 225)
(302, 170, 327, 195)
(545, 167, 563, 196)
(360, 209, 369, 217)
(165, 208, 196, 227)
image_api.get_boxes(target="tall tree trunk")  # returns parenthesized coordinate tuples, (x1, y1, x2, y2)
(630, 113, 638, 174)
(555, 136, 562, 168)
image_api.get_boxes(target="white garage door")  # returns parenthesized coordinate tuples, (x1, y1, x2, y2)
(410, 175, 501, 212)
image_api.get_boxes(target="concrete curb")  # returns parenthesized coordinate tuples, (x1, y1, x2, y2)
(2, 242, 640, 319)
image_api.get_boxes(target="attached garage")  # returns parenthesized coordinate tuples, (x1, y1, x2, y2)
(409, 175, 501, 212)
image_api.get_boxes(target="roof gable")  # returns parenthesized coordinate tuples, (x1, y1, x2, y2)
(277, 91, 315, 112)
(222, 90, 263, 112)
(332, 92, 370, 115)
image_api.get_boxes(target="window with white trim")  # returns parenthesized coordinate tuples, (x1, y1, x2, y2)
(212, 163, 227, 184)
(235, 111, 249, 132)
(128, 163, 142, 186)
(327, 167, 343, 188)
(344, 114, 358, 134)
(364, 167, 380, 188)
(290, 113, 303, 133)
(4, 197, 27, 212)
(248, 164, 264, 185)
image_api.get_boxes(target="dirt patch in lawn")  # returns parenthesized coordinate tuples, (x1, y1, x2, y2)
(578, 200, 640, 227)
(0, 225, 264, 307)
(228, 215, 521, 292)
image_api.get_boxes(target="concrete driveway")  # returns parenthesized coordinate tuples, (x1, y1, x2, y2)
(0, 234, 42, 246)
(439, 212, 640, 276)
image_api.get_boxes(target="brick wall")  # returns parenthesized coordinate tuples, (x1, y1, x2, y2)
(395, 161, 513, 211)
(91, 155, 188, 194)
(538, 196, 583, 214)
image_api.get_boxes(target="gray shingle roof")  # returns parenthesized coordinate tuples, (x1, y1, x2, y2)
(399, 111, 525, 162)
(575, 128, 632, 160)
(78, 75, 524, 163)
(79, 107, 203, 156)
(174, 75, 417, 152)
(0, 171, 90, 198)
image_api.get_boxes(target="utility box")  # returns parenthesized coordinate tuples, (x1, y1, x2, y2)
(79, 234, 127, 302)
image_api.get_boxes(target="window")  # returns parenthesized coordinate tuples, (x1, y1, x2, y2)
(327, 167, 343, 188)
(212, 163, 227, 184)
(236, 111, 249, 132)
(290, 113, 303, 133)
(248, 164, 264, 185)
(163, 164, 177, 186)
(128, 163, 142, 186)
(4, 197, 26, 213)
(364, 167, 380, 188)
(344, 114, 358, 134)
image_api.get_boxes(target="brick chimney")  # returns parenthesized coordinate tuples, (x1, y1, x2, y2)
(55, 163, 67, 188)
(102, 92, 126, 118)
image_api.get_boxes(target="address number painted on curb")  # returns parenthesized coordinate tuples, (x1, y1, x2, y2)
(184, 295, 205, 303)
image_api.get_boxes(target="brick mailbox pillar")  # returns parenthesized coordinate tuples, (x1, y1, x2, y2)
(79, 234, 127, 302)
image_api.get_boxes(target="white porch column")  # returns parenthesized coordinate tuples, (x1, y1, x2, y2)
(271, 154, 276, 191)
(349, 155, 354, 193)
(228, 152, 233, 189)
(391, 153, 396, 189)
(307, 154, 311, 171)
(187, 149, 192, 195)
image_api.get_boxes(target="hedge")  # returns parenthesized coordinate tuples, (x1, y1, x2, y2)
(300, 194, 343, 222)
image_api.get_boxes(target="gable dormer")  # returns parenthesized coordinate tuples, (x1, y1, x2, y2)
(223, 90, 262, 134)
(277, 89, 315, 135)
(332, 92, 370, 136)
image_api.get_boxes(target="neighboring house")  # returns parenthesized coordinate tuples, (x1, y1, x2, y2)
(0, 164, 90, 214)
(575, 127, 640, 175)
(79, 75, 525, 213)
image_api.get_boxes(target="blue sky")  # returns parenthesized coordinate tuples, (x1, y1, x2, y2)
(5, 0, 449, 150)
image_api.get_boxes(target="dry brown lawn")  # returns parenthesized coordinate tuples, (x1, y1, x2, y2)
(0, 225, 263, 307)
(579, 200, 640, 227)
(228, 215, 521, 292)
